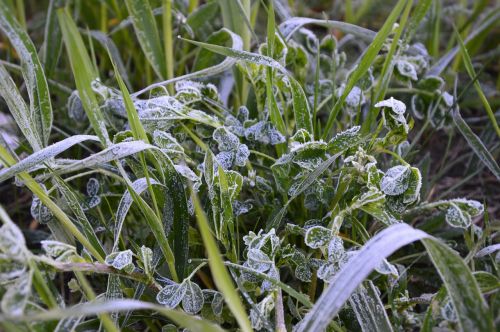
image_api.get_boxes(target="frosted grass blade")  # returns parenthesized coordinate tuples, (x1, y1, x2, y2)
(57, 9, 110, 145)
(0, 135, 99, 182)
(124, 0, 166, 78)
(0, 0, 53, 148)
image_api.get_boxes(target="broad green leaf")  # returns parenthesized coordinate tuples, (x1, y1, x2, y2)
(304, 226, 332, 249)
(133, 28, 242, 97)
(124, 0, 166, 78)
(182, 280, 204, 314)
(0, 1, 52, 148)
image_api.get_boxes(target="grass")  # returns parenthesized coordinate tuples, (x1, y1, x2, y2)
(0, 0, 499, 331)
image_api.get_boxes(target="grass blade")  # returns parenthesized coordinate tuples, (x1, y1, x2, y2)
(349, 281, 393, 332)
(0, 63, 43, 151)
(451, 107, 500, 181)
(124, 0, 166, 78)
(191, 191, 252, 332)
(0, 299, 225, 332)
(57, 8, 110, 145)
(0, 135, 99, 182)
(279, 17, 376, 42)
(454, 28, 500, 137)
(0, 0, 53, 148)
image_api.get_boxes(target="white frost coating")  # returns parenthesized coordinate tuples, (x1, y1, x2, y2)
(380, 165, 410, 196)
(0, 10, 52, 148)
(375, 259, 399, 277)
(337, 85, 365, 108)
(1, 270, 32, 315)
(244, 121, 285, 145)
(375, 97, 406, 115)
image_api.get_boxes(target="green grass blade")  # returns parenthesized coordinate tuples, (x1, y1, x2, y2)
(322, 0, 407, 139)
(0, 299, 225, 332)
(298, 223, 492, 332)
(0, 63, 43, 151)
(451, 107, 500, 181)
(41, 0, 66, 78)
(191, 191, 252, 332)
(454, 28, 500, 138)
(124, 0, 166, 78)
(0, 0, 53, 148)
(57, 8, 110, 145)
(279, 17, 376, 42)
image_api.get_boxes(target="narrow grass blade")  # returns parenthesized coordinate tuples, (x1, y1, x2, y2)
(124, 0, 166, 78)
(41, 0, 66, 78)
(0, 63, 43, 151)
(454, 28, 500, 137)
(322, 0, 407, 139)
(427, 8, 500, 76)
(297, 223, 492, 332)
(57, 9, 110, 145)
(451, 107, 500, 181)
(191, 192, 252, 332)
(349, 281, 393, 332)
(279, 17, 376, 42)
(85, 30, 132, 90)
(288, 77, 313, 133)
(0, 0, 53, 148)
(0, 299, 225, 332)
(0, 135, 99, 182)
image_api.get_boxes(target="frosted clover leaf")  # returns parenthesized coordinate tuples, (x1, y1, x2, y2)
(105, 250, 134, 273)
(213, 127, 249, 169)
(247, 248, 273, 273)
(86, 178, 100, 196)
(375, 97, 406, 115)
(250, 294, 275, 330)
(41, 240, 78, 262)
(156, 282, 187, 309)
(30, 196, 53, 224)
(381, 165, 411, 196)
(375, 259, 399, 277)
(375, 97, 409, 133)
(395, 59, 418, 81)
(244, 121, 285, 145)
(182, 280, 204, 314)
(305, 226, 332, 249)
